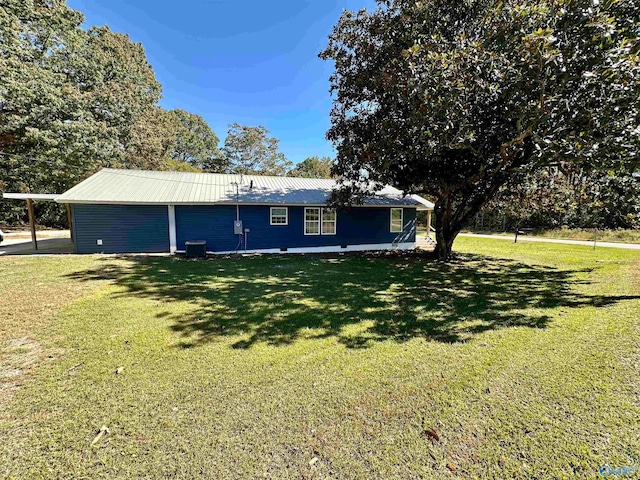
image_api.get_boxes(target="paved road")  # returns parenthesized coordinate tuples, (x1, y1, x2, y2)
(458, 233, 640, 250)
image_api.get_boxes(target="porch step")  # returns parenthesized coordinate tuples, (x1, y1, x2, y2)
(424, 235, 436, 246)
(416, 235, 437, 249)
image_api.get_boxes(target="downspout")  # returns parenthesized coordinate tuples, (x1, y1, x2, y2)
(236, 183, 240, 222)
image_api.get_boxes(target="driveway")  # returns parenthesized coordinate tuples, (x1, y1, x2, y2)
(0, 230, 74, 255)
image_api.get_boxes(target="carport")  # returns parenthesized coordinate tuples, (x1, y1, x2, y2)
(2, 193, 66, 251)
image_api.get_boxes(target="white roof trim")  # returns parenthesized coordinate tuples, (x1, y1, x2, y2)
(55, 200, 429, 208)
(409, 194, 435, 210)
(3, 193, 60, 201)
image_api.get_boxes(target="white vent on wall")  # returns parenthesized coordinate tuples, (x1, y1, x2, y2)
(97, 239, 103, 245)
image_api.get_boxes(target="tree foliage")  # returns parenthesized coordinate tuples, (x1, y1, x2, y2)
(289, 156, 334, 178)
(0, 0, 222, 226)
(488, 165, 640, 229)
(222, 123, 291, 175)
(321, 0, 639, 258)
(126, 106, 179, 170)
(169, 109, 223, 171)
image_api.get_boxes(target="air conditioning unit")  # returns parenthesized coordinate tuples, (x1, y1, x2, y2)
(185, 240, 206, 258)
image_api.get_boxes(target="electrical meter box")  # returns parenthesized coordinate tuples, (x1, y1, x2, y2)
(233, 220, 244, 235)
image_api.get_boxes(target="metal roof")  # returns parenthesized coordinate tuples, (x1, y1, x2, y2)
(55, 168, 434, 209)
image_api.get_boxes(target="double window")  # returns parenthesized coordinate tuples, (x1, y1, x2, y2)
(305, 207, 336, 235)
(270, 207, 288, 225)
(390, 208, 403, 233)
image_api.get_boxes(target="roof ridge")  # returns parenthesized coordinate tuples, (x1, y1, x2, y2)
(100, 167, 337, 182)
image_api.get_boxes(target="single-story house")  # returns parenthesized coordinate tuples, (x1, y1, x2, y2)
(30, 168, 435, 254)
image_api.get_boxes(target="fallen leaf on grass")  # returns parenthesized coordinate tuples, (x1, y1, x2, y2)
(67, 362, 84, 372)
(91, 425, 110, 447)
(424, 428, 440, 442)
(447, 463, 457, 472)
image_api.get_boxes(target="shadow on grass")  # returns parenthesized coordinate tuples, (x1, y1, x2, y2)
(66, 252, 639, 349)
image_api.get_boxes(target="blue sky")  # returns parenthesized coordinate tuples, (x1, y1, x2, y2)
(66, 0, 377, 165)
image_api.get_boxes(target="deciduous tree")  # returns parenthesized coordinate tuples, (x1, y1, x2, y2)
(321, 0, 639, 258)
(125, 106, 178, 170)
(489, 166, 640, 230)
(0, 0, 211, 225)
(0, 0, 164, 224)
(169, 109, 223, 171)
(289, 156, 334, 179)
(222, 123, 291, 175)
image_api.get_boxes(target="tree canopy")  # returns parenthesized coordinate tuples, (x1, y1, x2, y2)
(169, 109, 223, 171)
(488, 165, 640, 230)
(289, 156, 334, 178)
(0, 1, 161, 224)
(0, 0, 225, 225)
(321, 0, 639, 258)
(222, 123, 292, 175)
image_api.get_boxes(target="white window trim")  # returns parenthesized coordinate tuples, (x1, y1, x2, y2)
(304, 207, 321, 236)
(270, 206, 288, 226)
(304, 207, 337, 236)
(390, 208, 403, 233)
(321, 208, 337, 235)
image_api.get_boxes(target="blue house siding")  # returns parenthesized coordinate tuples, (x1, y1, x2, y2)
(175, 205, 416, 252)
(72, 204, 169, 254)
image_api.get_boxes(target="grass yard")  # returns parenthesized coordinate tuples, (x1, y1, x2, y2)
(457, 228, 640, 244)
(1, 238, 639, 479)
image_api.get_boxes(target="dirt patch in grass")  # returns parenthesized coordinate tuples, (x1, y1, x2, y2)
(0, 257, 111, 341)
(0, 256, 110, 407)
(0, 338, 42, 401)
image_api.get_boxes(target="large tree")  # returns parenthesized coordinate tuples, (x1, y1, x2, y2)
(0, 0, 211, 225)
(125, 106, 178, 170)
(321, 0, 639, 258)
(0, 0, 86, 224)
(289, 156, 334, 178)
(0, 0, 165, 224)
(169, 109, 223, 171)
(222, 123, 291, 175)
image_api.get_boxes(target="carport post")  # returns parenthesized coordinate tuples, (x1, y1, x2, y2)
(27, 198, 38, 250)
(66, 203, 74, 242)
(2, 194, 61, 250)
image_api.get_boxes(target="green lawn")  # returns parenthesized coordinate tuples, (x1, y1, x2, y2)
(1, 238, 639, 478)
(455, 228, 640, 244)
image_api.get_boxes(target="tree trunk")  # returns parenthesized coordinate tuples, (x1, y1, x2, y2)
(433, 202, 460, 260)
(432, 188, 503, 259)
(434, 233, 456, 259)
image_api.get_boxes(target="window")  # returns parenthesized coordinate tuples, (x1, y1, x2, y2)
(270, 207, 288, 225)
(304, 208, 320, 235)
(304, 207, 337, 235)
(390, 208, 403, 232)
(322, 209, 336, 235)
